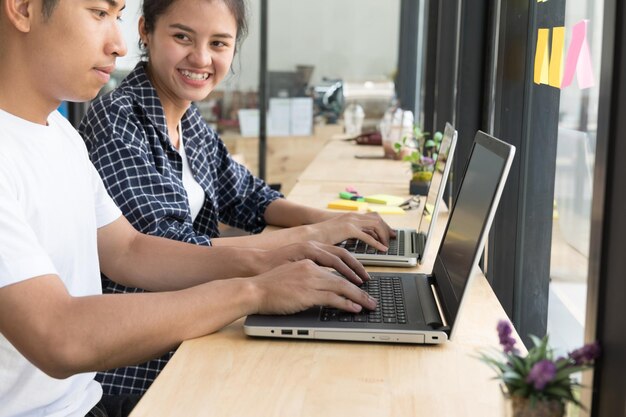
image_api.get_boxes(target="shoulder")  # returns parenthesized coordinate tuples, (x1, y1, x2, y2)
(85, 88, 137, 125)
(79, 88, 145, 147)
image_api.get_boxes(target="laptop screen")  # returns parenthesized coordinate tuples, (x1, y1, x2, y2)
(434, 131, 514, 334)
(417, 123, 457, 239)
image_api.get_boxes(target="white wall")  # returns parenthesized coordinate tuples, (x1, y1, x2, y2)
(117, 0, 143, 71)
(226, 0, 400, 91)
(117, 0, 400, 90)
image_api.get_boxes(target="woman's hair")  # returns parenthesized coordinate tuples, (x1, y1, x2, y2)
(140, 0, 248, 54)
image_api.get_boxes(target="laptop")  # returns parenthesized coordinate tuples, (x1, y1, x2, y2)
(244, 131, 515, 344)
(337, 122, 458, 267)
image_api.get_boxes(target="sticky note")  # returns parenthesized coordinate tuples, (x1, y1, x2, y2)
(576, 29, 595, 89)
(562, 19, 595, 89)
(534, 28, 550, 84)
(327, 200, 367, 211)
(363, 194, 405, 206)
(549, 26, 565, 88)
(367, 206, 406, 215)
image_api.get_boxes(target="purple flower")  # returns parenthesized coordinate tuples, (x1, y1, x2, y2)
(420, 156, 435, 166)
(527, 359, 557, 390)
(497, 320, 517, 354)
(569, 342, 601, 365)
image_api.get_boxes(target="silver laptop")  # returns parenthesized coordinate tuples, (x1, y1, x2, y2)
(245, 131, 515, 344)
(337, 123, 458, 267)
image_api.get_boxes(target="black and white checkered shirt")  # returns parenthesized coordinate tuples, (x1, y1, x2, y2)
(79, 62, 282, 395)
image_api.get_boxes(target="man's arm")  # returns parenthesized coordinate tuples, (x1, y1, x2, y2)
(98, 216, 371, 291)
(0, 261, 375, 379)
(211, 199, 396, 252)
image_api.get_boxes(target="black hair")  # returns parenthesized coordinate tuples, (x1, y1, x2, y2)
(140, 0, 248, 56)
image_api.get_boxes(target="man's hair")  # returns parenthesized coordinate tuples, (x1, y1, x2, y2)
(42, 0, 60, 20)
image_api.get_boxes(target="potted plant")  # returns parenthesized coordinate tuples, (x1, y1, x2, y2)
(393, 126, 443, 195)
(479, 320, 600, 417)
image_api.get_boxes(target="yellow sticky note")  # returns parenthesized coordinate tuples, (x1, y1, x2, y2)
(327, 199, 367, 211)
(534, 28, 549, 84)
(363, 194, 405, 206)
(367, 206, 406, 215)
(549, 27, 565, 88)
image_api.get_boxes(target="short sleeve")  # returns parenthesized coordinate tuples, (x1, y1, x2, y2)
(89, 162, 122, 229)
(0, 173, 58, 287)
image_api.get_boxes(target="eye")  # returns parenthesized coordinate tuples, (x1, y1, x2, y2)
(91, 9, 108, 19)
(174, 33, 191, 42)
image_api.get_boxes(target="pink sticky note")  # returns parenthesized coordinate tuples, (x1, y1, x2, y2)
(576, 34, 595, 89)
(562, 20, 595, 89)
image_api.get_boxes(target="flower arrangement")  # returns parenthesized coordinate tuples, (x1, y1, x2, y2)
(393, 125, 443, 183)
(479, 320, 600, 415)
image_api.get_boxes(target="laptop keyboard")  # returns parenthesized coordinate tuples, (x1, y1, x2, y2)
(338, 230, 405, 256)
(320, 276, 407, 324)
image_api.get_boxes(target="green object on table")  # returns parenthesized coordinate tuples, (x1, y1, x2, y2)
(339, 191, 364, 201)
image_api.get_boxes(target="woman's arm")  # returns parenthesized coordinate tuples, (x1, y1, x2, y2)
(212, 199, 396, 251)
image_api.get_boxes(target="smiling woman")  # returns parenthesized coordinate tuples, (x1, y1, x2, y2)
(78, 0, 395, 397)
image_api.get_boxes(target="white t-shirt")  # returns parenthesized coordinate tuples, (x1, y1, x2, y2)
(0, 109, 121, 417)
(177, 126, 205, 221)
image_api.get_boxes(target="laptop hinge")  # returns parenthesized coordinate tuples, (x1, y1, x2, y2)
(411, 232, 420, 254)
(416, 278, 444, 329)
(430, 283, 449, 328)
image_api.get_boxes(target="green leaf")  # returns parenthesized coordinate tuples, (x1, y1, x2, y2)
(509, 355, 528, 375)
(502, 370, 523, 382)
(529, 335, 544, 348)
(552, 366, 586, 383)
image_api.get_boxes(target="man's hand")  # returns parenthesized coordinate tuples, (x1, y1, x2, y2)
(260, 241, 369, 284)
(248, 260, 377, 315)
(309, 212, 397, 252)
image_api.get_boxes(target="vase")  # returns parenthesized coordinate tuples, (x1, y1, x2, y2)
(409, 179, 429, 196)
(505, 396, 565, 417)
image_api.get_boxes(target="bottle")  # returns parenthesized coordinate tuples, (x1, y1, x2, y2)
(343, 102, 365, 137)
(384, 108, 404, 159)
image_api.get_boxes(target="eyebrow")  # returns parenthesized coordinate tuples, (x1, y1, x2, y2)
(169, 23, 234, 38)
(90, 0, 126, 11)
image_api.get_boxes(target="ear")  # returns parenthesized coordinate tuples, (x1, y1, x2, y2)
(138, 15, 148, 46)
(3, 0, 34, 33)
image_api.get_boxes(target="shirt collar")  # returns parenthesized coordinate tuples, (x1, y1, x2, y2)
(118, 62, 206, 148)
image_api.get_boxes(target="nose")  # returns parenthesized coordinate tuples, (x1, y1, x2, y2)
(188, 45, 212, 67)
(106, 22, 128, 58)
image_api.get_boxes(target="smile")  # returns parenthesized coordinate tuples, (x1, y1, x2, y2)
(179, 69, 210, 81)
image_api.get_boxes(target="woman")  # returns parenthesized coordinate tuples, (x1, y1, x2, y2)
(79, 0, 394, 395)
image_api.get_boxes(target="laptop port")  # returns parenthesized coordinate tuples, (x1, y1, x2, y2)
(281, 329, 293, 335)
(297, 330, 309, 335)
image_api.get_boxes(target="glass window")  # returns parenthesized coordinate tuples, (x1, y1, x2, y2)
(548, 0, 604, 398)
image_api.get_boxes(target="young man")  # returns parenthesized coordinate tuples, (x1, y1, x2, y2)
(0, 0, 377, 416)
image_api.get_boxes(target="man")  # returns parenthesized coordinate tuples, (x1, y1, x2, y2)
(0, 0, 377, 416)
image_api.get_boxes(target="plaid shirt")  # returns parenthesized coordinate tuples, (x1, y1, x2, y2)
(79, 62, 282, 395)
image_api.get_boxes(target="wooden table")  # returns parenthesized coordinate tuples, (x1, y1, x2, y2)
(130, 140, 515, 417)
(298, 139, 412, 184)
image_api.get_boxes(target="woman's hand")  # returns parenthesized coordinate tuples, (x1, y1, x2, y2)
(308, 212, 397, 252)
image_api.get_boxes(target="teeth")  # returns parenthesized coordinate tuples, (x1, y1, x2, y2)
(180, 69, 209, 80)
